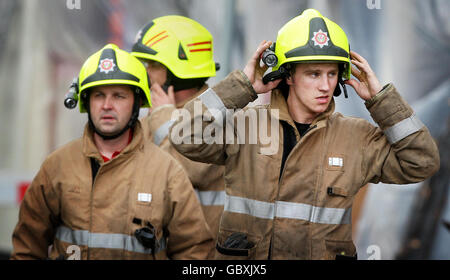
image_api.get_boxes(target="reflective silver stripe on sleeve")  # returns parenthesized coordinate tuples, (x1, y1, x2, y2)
(198, 88, 227, 115)
(384, 114, 424, 144)
(195, 190, 226, 206)
(153, 120, 175, 146)
(55, 226, 166, 255)
(224, 194, 351, 225)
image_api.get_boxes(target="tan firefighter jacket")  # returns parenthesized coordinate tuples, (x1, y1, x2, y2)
(143, 84, 225, 244)
(169, 70, 440, 260)
(11, 121, 214, 260)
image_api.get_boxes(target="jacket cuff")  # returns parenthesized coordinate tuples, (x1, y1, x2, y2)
(364, 83, 391, 108)
(366, 83, 424, 144)
(147, 105, 177, 145)
(212, 70, 258, 109)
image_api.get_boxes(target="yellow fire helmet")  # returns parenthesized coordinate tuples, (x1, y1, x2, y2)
(263, 9, 351, 97)
(78, 43, 151, 113)
(274, 9, 351, 79)
(131, 15, 218, 81)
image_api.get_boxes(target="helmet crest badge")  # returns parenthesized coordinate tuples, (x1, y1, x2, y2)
(99, 58, 116, 74)
(311, 29, 330, 48)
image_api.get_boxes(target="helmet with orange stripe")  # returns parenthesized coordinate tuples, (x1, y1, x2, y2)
(132, 15, 220, 91)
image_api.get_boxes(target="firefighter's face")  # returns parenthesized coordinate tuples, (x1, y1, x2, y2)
(287, 63, 338, 120)
(142, 60, 167, 86)
(89, 85, 134, 136)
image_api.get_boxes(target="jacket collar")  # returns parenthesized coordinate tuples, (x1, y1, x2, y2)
(82, 120, 145, 162)
(175, 84, 209, 108)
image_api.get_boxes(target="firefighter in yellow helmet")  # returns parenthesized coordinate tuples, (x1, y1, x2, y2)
(131, 15, 218, 97)
(168, 9, 440, 259)
(131, 15, 225, 251)
(11, 44, 214, 260)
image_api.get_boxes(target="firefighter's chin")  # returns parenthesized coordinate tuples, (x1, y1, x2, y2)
(95, 123, 127, 138)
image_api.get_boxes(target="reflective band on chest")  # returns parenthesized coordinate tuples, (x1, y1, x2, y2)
(224, 194, 352, 225)
(55, 226, 166, 255)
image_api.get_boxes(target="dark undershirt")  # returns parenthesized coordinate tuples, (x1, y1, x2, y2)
(295, 122, 311, 137)
(279, 121, 311, 180)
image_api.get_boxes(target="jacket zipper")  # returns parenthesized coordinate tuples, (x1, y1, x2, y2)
(87, 160, 102, 260)
(269, 124, 318, 259)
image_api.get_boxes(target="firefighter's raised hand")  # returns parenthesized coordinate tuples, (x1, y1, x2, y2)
(243, 40, 282, 94)
(344, 51, 383, 101)
(148, 83, 175, 114)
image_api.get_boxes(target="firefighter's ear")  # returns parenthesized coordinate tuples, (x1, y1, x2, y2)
(286, 75, 294, 86)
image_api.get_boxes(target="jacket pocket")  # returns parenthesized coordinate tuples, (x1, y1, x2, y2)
(326, 187, 350, 197)
(318, 185, 353, 206)
(324, 239, 357, 260)
(215, 230, 258, 260)
(61, 185, 86, 222)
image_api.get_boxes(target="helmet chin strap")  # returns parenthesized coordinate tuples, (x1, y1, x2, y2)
(333, 79, 348, 98)
(87, 91, 141, 140)
(332, 63, 348, 98)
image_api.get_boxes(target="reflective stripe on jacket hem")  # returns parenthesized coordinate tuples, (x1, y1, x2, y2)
(55, 225, 166, 255)
(224, 194, 351, 225)
(195, 190, 226, 206)
(384, 114, 424, 144)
